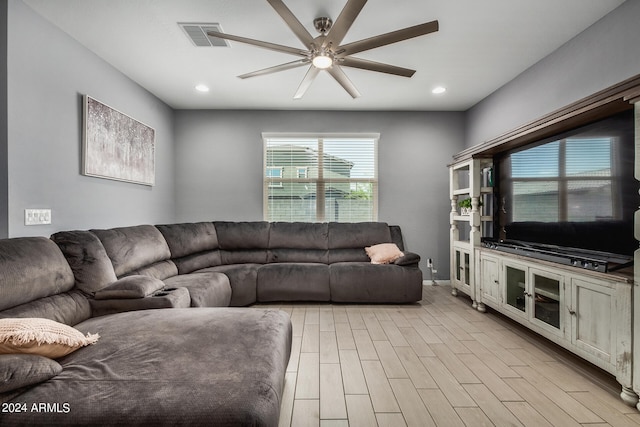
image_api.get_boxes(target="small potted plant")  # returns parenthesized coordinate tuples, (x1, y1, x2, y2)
(458, 198, 481, 215)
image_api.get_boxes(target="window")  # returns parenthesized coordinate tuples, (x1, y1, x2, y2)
(263, 133, 378, 222)
(508, 137, 617, 222)
(266, 167, 283, 188)
(296, 167, 308, 179)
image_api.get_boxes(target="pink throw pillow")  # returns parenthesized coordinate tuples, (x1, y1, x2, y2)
(365, 243, 404, 264)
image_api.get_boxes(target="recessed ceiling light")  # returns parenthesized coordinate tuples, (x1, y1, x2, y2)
(432, 86, 446, 94)
(195, 84, 210, 93)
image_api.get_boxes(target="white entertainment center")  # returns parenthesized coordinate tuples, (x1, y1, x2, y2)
(449, 74, 640, 408)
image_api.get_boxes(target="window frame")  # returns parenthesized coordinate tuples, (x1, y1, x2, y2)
(263, 132, 379, 222)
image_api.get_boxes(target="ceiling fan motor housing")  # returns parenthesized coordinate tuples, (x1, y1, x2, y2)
(313, 17, 333, 34)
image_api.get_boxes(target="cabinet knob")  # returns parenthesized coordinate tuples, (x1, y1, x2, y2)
(568, 310, 576, 315)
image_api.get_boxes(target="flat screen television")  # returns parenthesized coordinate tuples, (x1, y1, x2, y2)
(494, 109, 638, 257)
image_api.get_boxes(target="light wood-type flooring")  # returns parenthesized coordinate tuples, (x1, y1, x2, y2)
(256, 283, 640, 427)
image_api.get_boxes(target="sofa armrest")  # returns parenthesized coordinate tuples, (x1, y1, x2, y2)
(393, 251, 421, 267)
(90, 287, 191, 317)
(94, 275, 165, 300)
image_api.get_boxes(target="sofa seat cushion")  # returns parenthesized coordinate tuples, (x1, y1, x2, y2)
(0, 308, 292, 426)
(163, 272, 231, 307)
(257, 263, 330, 302)
(329, 262, 423, 303)
(199, 264, 260, 307)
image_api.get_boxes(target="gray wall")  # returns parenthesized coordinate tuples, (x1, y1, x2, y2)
(465, 0, 640, 147)
(6, 0, 176, 237)
(0, 1, 8, 238)
(174, 110, 465, 274)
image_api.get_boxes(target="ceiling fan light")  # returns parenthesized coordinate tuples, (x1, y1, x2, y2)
(432, 86, 446, 94)
(312, 54, 333, 69)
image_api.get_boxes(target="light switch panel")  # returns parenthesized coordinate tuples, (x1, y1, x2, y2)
(25, 209, 52, 225)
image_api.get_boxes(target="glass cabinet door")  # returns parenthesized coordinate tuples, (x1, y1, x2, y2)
(454, 249, 471, 288)
(455, 250, 462, 282)
(505, 264, 526, 313)
(531, 271, 562, 330)
(464, 252, 470, 286)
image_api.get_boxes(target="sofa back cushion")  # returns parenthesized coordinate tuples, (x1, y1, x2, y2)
(389, 225, 406, 251)
(269, 222, 329, 250)
(327, 222, 393, 263)
(0, 291, 91, 326)
(215, 221, 270, 250)
(0, 237, 75, 312)
(0, 237, 89, 326)
(91, 225, 172, 277)
(156, 222, 219, 258)
(50, 230, 118, 294)
(267, 222, 330, 264)
(328, 222, 392, 249)
(123, 260, 179, 280)
(156, 222, 221, 274)
(215, 222, 270, 265)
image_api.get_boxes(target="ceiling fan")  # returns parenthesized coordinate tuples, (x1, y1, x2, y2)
(207, 0, 439, 99)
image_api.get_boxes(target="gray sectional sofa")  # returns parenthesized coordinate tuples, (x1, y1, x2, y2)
(0, 236, 292, 426)
(0, 221, 421, 426)
(52, 221, 423, 311)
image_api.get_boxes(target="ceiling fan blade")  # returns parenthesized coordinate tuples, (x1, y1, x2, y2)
(239, 59, 311, 79)
(338, 20, 438, 56)
(327, 65, 361, 98)
(267, 0, 315, 48)
(340, 57, 415, 77)
(324, 0, 367, 47)
(294, 66, 320, 99)
(207, 30, 309, 57)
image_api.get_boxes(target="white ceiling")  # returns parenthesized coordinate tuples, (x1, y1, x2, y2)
(23, 0, 625, 111)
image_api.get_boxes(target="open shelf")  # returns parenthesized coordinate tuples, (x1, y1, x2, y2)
(453, 188, 470, 196)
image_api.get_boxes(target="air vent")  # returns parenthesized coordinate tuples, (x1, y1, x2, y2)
(179, 23, 229, 47)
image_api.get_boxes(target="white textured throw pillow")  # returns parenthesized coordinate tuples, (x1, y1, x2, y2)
(365, 243, 404, 264)
(0, 318, 99, 359)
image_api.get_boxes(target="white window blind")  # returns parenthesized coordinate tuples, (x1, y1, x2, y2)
(263, 133, 378, 222)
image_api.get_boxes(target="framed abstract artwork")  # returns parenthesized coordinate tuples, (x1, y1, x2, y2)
(82, 95, 155, 186)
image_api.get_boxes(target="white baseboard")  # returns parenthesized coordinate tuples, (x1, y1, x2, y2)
(423, 280, 450, 286)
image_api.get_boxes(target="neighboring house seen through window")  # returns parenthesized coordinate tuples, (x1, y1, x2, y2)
(263, 133, 379, 222)
(508, 137, 617, 222)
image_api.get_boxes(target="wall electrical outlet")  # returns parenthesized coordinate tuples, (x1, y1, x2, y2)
(25, 209, 52, 226)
